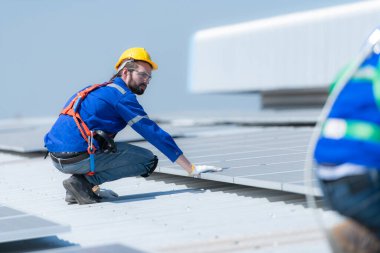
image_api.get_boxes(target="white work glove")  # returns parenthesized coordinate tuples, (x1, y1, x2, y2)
(92, 185, 119, 199)
(190, 165, 223, 176)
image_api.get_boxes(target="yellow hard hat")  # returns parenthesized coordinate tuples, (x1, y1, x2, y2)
(115, 47, 158, 71)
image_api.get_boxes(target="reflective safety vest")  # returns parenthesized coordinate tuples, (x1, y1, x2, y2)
(322, 118, 380, 143)
(315, 51, 380, 174)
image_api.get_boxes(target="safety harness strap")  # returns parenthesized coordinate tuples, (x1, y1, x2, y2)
(61, 84, 107, 139)
(60, 82, 112, 175)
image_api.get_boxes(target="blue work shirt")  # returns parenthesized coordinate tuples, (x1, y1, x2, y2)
(44, 77, 183, 162)
(314, 52, 380, 170)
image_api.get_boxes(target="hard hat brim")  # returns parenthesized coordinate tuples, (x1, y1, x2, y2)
(143, 59, 158, 70)
(115, 48, 158, 71)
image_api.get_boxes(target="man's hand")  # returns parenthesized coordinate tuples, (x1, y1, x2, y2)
(92, 185, 119, 199)
(190, 165, 223, 176)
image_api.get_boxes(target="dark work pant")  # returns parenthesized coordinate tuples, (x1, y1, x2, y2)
(319, 170, 380, 238)
(52, 142, 157, 186)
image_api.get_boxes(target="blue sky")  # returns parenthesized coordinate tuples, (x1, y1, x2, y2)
(0, 0, 359, 119)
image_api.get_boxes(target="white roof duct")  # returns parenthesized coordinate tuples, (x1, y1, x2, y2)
(189, 1, 380, 93)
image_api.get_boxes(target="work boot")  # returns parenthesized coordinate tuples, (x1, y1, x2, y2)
(329, 219, 380, 253)
(65, 190, 77, 204)
(62, 175, 100, 205)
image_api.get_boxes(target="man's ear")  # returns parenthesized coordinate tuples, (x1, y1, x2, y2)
(121, 68, 129, 78)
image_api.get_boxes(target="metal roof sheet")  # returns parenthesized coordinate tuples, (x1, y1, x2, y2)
(0, 152, 336, 253)
(0, 205, 70, 244)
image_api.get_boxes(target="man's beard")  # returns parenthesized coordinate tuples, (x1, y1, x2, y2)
(129, 83, 146, 95)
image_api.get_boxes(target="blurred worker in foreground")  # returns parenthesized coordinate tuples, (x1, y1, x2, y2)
(44, 47, 222, 205)
(314, 47, 380, 253)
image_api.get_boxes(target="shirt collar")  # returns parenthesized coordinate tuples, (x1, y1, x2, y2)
(112, 77, 130, 91)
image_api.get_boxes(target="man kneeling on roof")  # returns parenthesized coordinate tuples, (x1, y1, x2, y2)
(44, 47, 222, 205)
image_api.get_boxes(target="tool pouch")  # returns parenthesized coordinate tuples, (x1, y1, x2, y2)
(94, 130, 117, 153)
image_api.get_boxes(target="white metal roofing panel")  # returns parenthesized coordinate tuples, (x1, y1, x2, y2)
(189, 1, 380, 93)
(0, 121, 52, 152)
(0, 152, 30, 164)
(0, 153, 336, 253)
(283, 180, 322, 196)
(0, 205, 70, 243)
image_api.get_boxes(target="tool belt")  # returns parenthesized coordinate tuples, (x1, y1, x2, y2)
(49, 130, 116, 166)
(50, 152, 89, 165)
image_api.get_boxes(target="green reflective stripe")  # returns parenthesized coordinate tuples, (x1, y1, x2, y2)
(323, 119, 380, 142)
(331, 60, 380, 111)
(329, 64, 352, 94)
(345, 120, 380, 142)
(352, 65, 377, 82)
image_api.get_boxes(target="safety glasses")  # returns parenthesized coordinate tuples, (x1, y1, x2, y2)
(133, 70, 152, 81)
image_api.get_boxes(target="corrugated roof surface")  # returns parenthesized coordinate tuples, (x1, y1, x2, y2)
(0, 151, 337, 253)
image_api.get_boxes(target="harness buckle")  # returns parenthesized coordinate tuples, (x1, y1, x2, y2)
(87, 131, 96, 176)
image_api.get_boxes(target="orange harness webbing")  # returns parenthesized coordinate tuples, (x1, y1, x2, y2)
(60, 82, 111, 175)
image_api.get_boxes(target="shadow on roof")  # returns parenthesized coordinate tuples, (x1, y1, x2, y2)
(0, 236, 76, 253)
(102, 188, 204, 204)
